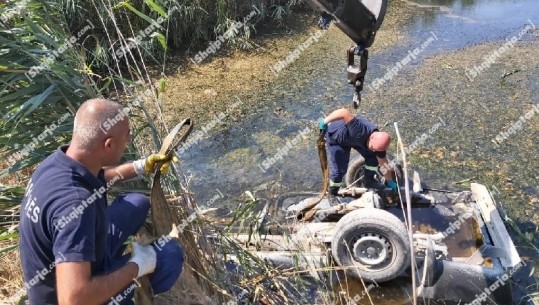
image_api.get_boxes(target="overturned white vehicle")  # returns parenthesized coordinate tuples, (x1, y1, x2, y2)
(236, 157, 522, 304)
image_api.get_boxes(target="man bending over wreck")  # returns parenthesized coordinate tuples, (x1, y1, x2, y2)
(19, 99, 183, 305)
(319, 107, 398, 198)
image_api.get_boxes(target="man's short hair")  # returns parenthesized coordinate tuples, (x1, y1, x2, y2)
(72, 99, 125, 150)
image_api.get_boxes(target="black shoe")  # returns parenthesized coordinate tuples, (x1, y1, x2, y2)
(329, 186, 340, 196)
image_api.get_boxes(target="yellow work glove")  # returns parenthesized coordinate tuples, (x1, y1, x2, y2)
(155, 155, 179, 174)
(133, 154, 179, 175)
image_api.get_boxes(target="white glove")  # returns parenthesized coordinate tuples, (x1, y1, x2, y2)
(129, 242, 157, 277)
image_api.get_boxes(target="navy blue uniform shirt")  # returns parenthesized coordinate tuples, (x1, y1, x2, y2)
(327, 116, 387, 158)
(19, 145, 109, 305)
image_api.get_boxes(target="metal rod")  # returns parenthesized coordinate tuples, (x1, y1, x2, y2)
(422, 187, 454, 193)
(394, 122, 417, 305)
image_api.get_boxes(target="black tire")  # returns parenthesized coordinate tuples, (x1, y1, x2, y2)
(344, 156, 404, 187)
(331, 209, 410, 283)
(344, 156, 367, 187)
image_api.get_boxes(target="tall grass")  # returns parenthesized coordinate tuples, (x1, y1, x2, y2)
(52, 0, 304, 71)
(0, 0, 305, 196)
(1, 0, 99, 262)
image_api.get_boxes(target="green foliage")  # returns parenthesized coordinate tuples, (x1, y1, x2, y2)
(0, 0, 162, 254)
(271, 4, 288, 22)
(0, 0, 304, 179)
(56, 0, 304, 67)
(0, 185, 25, 208)
(0, 0, 96, 178)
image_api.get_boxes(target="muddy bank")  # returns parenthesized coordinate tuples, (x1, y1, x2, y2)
(158, 1, 412, 126)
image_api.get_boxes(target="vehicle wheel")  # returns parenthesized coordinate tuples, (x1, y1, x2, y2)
(344, 156, 404, 187)
(344, 156, 366, 187)
(331, 208, 410, 283)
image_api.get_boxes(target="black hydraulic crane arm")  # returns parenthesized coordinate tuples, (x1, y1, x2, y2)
(306, 0, 388, 108)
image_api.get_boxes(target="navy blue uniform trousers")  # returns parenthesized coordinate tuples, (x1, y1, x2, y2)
(325, 141, 380, 183)
(102, 193, 183, 305)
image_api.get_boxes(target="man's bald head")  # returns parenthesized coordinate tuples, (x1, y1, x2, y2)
(72, 99, 129, 150)
(368, 131, 391, 152)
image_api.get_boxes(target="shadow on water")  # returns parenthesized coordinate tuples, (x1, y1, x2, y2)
(177, 0, 539, 303)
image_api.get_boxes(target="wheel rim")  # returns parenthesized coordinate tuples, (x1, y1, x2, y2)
(351, 233, 392, 267)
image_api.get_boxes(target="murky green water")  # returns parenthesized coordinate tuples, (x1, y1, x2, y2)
(177, 0, 538, 303)
(182, 0, 538, 217)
